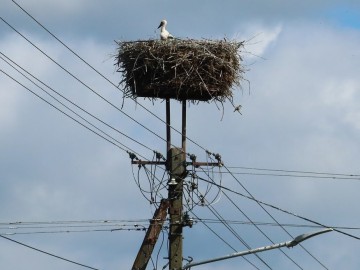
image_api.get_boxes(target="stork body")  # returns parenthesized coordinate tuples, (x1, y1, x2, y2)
(158, 19, 174, 40)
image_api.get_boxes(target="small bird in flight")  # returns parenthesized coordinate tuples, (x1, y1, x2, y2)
(158, 19, 174, 40)
(233, 105, 242, 114)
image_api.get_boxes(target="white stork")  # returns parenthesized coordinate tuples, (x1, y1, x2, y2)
(158, 19, 174, 40)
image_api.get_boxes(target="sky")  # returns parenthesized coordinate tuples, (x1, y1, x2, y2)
(1, 0, 360, 269)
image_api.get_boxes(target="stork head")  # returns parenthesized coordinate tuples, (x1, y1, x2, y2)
(158, 19, 167, 29)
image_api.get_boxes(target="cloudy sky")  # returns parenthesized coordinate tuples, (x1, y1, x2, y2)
(1, 0, 360, 269)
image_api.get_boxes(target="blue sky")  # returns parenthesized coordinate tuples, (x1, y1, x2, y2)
(1, 1, 360, 269)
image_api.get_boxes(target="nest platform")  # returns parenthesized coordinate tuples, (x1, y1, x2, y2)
(115, 39, 245, 102)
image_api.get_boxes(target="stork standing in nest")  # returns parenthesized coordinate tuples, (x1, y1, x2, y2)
(158, 19, 174, 40)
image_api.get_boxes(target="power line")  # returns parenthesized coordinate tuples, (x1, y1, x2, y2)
(221, 166, 360, 181)
(0, 16, 168, 147)
(9, 0, 209, 152)
(222, 164, 331, 269)
(0, 228, 145, 236)
(200, 170, 360, 181)
(0, 235, 100, 270)
(3, 4, 352, 268)
(198, 194, 274, 269)
(194, 168, 304, 270)
(0, 68, 131, 154)
(226, 166, 360, 178)
(193, 218, 360, 230)
(196, 174, 360, 241)
(0, 51, 155, 158)
(188, 210, 261, 270)
(2, 218, 358, 231)
(0, 219, 150, 226)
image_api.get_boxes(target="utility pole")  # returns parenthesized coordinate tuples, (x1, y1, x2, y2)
(131, 99, 222, 270)
(167, 100, 186, 270)
(168, 147, 185, 270)
(117, 37, 242, 270)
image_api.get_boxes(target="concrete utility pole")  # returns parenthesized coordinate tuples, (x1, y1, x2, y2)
(167, 100, 186, 270)
(168, 147, 185, 270)
(131, 100, 222, 270)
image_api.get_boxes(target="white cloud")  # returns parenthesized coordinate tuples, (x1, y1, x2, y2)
(1, 3, 360, 269)
(321, 79, 360, 130)
(233, 24, 283, 60)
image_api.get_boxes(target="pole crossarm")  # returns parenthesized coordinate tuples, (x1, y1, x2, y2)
(187, 161, 223, 167)
(131, 160, 222, 167)
(132, 199, 170, 270)
(131, 160, 167, 166)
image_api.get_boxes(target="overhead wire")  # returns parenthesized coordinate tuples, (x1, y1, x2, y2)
(0, 235, 100, 270)
(193, 218, 360, 231)
(0, 220, 150, 236)
(0, 51, 157, 155)
(188, 210, 261, 270)
(9, 0, 209, 152)
(0, 53, 151, 160)
(2, 218, 359, 234)
(221, 165, 330, 269)
(0, 227, 146, 236)
(194, 191, 274, 270)
(5, 3, 358, 268)
(226, 166, 360, 178)
(0, 219, 150, 226)
(194, 168, 304, 269)
(196, 174, 360, 241)
(0, 68, 134, 154)
(0, 16, 169, 148)
(7, 0, 359, 184)
(206, 170, 360, 181)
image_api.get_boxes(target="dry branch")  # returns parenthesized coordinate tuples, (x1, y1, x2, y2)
(115, 39, 245, 103)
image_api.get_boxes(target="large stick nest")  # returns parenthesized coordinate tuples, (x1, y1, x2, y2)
(115, 39, 245, 102)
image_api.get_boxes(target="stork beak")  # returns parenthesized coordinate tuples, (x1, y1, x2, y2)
(157, 22, 163, 29)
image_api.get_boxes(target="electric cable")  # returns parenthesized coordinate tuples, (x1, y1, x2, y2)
(193, 218, 360, 230)
(0, 16, 168, 147)
(0, 235, 100, 270)
(226, 166, 360, 178)
(0, 219, 150, 226)
(4, 4, 356, 268)
(195, 167, 305, 268)
(198, 192, 274, 270)
(193, 170, 303, 270)
(0, 54, 150, 160)
(5, 3, 209, 153)
(188, 210, 261, 270)
(196, 175, 360, 241)
(204, 170, 360, 181)
(0, 51, 156, 155)
(0, 227, 146, 236)
(222, 165, 330, 269)
(0, 68, 140, 155)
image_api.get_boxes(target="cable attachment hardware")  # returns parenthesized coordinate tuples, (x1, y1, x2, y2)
(199, 195, 205, 206)
(190, 182, 198, 192)
(188, 153, 197, 162)
(154, 150, 165, 161)
(128, 152, 138, 161)
(182, 212, 194, 228)
(213, 153, 223, 167)
(183, 256, 193, 263)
